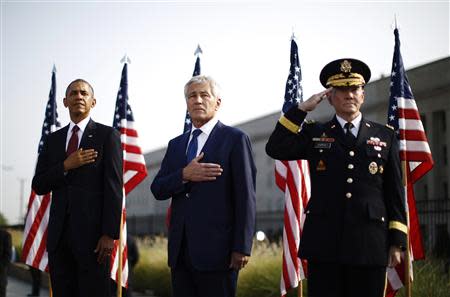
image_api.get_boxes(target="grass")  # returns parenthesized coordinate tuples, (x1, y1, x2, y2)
(7, 230, 450, 297)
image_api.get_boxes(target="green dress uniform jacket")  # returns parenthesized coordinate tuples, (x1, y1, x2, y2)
(266, 106, 407, 266)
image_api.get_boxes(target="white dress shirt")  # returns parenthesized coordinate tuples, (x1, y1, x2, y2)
(65, 117, 91, 151)
(186, 117, 219, 157)
(335, 113, 362, 138)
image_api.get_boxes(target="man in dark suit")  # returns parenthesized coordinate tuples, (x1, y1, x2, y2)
(266, 59, 407, 297)
(32, 79, 123, 297)
(151, 75, 256, 297)
(0, 227, 12, 297)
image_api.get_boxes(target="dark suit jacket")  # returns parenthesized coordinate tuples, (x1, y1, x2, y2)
(0, 229, 11, 265)
(151, 121, 256, 271)
(266, 107, 407, 266)
(32, 119, 123, 254)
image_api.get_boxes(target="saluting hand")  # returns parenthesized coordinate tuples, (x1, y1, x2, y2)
(298, 87, 332, 112)
(63, 148, 97, 171)
(182, 152, 223, 182)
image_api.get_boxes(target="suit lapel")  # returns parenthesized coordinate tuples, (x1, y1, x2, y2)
(326, 117, 350, 148)
(58, 125, 70, 158)
(356, 118, 371, 147)
(79, 119, 97, 148)
(200, 121, 222, 162)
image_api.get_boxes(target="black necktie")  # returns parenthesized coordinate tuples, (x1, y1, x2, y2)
(344, 122, 356, 145)
(66, 125, 80, 156)
(186, 129, 202, 163)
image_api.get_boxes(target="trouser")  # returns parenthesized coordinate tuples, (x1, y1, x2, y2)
(308, 261, 387, 297)
(171, 234, 238, 297)
(48, 219, 110, 297)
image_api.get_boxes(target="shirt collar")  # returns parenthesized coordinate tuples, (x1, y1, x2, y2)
(335, 113, 362, 132)
(69, 116, 90, 134)
(191, 117, 219, 137)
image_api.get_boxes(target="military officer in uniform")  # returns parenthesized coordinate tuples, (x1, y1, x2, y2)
(266, 58, 407, 297)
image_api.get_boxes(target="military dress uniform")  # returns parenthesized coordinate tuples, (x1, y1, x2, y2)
(266, 59, 407, 297)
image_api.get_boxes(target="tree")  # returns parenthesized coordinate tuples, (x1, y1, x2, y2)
(0, 212, 8, 226)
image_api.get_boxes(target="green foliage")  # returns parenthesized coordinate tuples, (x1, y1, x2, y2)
(0, 212, 8, 226)
(397, 259, 450, 297)
(133, 237, 171, 297)
(132, 237, 449, 297)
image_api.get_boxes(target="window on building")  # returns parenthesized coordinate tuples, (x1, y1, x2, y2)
(443, 145, 448, 165)
(444, 182, 448, 200)
(421, 114, 427, 131)
(423, 184, 428, 200)
(433, 224, 450, 257)
(420, 224, 428, 252)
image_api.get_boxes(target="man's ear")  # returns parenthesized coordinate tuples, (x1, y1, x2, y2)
(215, 97, 222, 110)
(91, 98, 97, 108)
(63, 97, 68, 108)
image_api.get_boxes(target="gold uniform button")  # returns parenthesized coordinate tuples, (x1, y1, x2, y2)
(347, 178, 353, 183)
(346, 192, 352, 199)
(348, 164, 354, 169)
(381, 217, 385, 222)
(349, 151, 355, 156)
(378, 153, 381, 158)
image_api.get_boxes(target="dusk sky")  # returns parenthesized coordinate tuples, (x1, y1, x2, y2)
(1, 0, 449, 224)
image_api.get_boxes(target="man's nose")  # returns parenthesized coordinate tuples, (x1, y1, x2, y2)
(192, 95, 203, 103)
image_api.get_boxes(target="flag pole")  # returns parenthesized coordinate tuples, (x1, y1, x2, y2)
(298, 279, 303, 297)
(116, 197, 124, 297)
(402, 160, 412, 297)
(116, 54, 130, 297)
(49, 274, 53, 297)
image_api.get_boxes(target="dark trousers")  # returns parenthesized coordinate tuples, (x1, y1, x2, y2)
(30, 266, 41, 295)
(0, 264, 7, 297)
(307, 262, 386, 297)
(48, 219, 110, 297)
(171, 235, 238, 297)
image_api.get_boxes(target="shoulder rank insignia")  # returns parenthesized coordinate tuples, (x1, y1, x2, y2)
(385, 124, 394, 130)
(305, 119, 315, 124)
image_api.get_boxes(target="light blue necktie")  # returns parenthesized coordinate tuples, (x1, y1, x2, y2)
(186, 129, 202, 163)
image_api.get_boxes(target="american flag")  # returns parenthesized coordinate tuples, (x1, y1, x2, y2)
(385, 28, 433, 296)
(183, 45, 202, 133)
(166, 47, 202, 227)
(22, 65, 61, 271)
(275, 37, 311, 297)
(111, 61, 148, 287)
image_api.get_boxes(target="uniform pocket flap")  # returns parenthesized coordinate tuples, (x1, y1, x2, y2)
(367, 204, 387, 223)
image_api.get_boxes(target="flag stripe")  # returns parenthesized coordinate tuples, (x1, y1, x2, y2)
(111, 63, 148, 288)
(386, 28, 433, 297)
(277, 38, 310, 297)
(22, 68, 60, 273)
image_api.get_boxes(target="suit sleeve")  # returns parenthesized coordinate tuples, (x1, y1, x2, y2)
(102, 129, 123, 239)
(384, 130, 407, 249)
(151, 141, 186, 200)
(265, 106, 311, 160)
(231, 133, 257, 255)
(32, 136, 66, 195)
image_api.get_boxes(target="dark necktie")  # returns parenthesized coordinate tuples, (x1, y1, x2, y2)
(344, 122, 356, 145)
(66, 125, 80, 156)
(186, 129, 202, 163)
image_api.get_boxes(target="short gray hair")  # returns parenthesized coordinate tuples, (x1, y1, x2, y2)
(184, 75, 221, 99)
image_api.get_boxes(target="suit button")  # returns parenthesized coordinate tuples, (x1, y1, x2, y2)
(347, 178, 353, 183)
(346, 192, 352, 199)
(378, 153, 381, 158)
(381, 216, 385, 222)
(186, 193, 190, 198)
(349, 151, 355, 157)
(348, 164, 354, 169)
